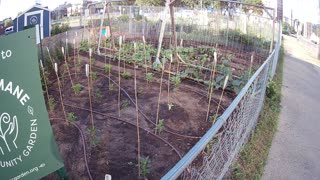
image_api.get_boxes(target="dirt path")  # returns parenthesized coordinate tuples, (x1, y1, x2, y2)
(262, 35, 320, 179)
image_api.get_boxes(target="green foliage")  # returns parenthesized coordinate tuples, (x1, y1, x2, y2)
(48, 97, 56, 112)
(95, 88, 103, 101)
(104, 64, 112, 73)
(91, 72, 98, 81)
(80, 41, 89, 52)
(155, 119, 165, 134)
(118, 14, 130, 22)
(170, 76, 181, 89)
(87, 127, 99, 147)
(145, 73, 154, 83)
(90, 58, 96, 66)
(109, 84, 115, 91)
(72, 83, 83, 95)
(121, 100, 130, 110)
(140, 157, 151, 178)
(68, 112, 77, 123)
(51, 23, 71, 36)
(121, 72, 132, 79)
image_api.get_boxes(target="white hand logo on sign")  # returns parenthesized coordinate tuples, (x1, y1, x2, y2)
(0, 112, 18, 155)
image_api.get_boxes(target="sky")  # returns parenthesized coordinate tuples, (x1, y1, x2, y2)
(0, 0, 319, 23)
(0, 0, 82, 20)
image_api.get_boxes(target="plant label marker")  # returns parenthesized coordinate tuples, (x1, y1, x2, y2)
(119, 36, 123, 47)
(73, 39, 76, 45)
(40, 60, 44, 69)
(61, 47, 65, 55)
(46, 46, 50, 53)
(134, 42, 137, 52)
(223, 75, 229, 90)
(105, 174, 112, 180)
(180, 39, 183, 47)
(86, 64, 89, 77)
(142, 36, 146, 43)
(55, 63, 58, 74)
(89, 48, 92, 57)
(214, 52, 217, 64)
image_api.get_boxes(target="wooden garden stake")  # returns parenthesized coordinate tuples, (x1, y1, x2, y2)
(212, 75, 229, 124)
(54, 63, 68, 123)
(40, 60, 50, 104)
(134, 58, 141, 177)
(206, 52, 218, 122)
(73, 39, 77, 78)
(155, 59, 166, 134)
(86, 64, 95, 130)
(249, 54, 254, 78)
(89, 48, 93, 92)
(142, 36, 148, 75)
(62, 46, 74, 89)
(118, 36, 123, 117)
(167, 54, 173, 110)
(207, 52, 218, 97)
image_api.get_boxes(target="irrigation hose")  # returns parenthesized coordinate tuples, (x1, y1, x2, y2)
(50, 118, 93, 180)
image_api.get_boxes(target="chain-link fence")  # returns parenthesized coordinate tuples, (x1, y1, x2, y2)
(43, 3, 282, 179)
(162, 22, 282, 180)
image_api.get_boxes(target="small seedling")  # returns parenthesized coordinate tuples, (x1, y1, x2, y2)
(90, 58, 96, 66)
(104, 64, 112, 73)
(95, 88, 103, 101)
(170, 76, 181, 89)
(68, 112, 77, 123)
(91, 72, 98, 81)
(121, 100, 130, 110)
(48, 97, 56, 112)
(121, 72, 132, 79)
(155, 119, 165, 134)
(140, 156, 151, 178)
(145, 72, 154, 83)
(209, 114, 219, 123)
(72, 83, 83, 95)
(87, 127, 99, 147)
(109, 84, 115, 91)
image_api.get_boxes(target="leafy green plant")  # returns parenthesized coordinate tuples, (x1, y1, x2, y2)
(72, 83, 83, 95)
(121, 100, 130, 110)
(95, 88, 103, 101)
(109, 84, 115, 91)
(104, 64, 112, 73)
(155, 119, 165, 134)
(145, 72, 154, 83)
(140, 156, 151, 178)
(68, 112, 77, 123)
(170, 76, 181, 89)
(48, 97, 56, 112)
(121, 72, 132, 79)
(90, 58, 96, 66)
(118, 14, 129, 22)
(91, 72, 98, 81)
(87, 127, 99, 147)
(80, 40, 89, 52)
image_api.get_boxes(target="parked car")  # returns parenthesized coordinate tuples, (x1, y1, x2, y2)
(5, 26, 14, 35)
(310, 33, 319, 44)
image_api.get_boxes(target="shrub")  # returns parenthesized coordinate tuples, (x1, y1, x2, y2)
(121, 72, 132, 79)
(51, 23, 71, 36)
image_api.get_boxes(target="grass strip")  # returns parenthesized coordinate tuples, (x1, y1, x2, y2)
(230, 46, 284, 180)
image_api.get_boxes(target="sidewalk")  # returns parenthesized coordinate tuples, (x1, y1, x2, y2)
(262, 35, 320, 180)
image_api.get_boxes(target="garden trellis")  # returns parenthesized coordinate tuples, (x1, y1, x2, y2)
(40, 1, 281, 179)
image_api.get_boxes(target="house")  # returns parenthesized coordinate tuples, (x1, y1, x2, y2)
(0, 21, 4, 35)
(51, 3, 71, 20)
(67, 3, 82, 17)
(13, 4, 51, 38)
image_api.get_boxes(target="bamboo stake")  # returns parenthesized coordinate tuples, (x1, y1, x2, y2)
(54, 63, 68, 123)
(40, 60, 50, 104)
(206, 52, 218, 122)
(86, 64, 95, 130)
(167, 55, 173, 109)
(207, 52, 218, 96)
(212, 75, 229, 124)
(118, 36, 122, 117)
(133, 42, 141, 176)
(142, 36, 148, 75)
(155, 60, 166, 134)
(62, 46, 74, 89)
(89, 48, 93, 92)
(73, 39, 77, 78)
(249, 54, 254, 78)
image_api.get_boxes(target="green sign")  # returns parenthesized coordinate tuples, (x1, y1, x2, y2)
(0, 28, 64, 179)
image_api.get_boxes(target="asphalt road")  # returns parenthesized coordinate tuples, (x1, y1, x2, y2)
(262, 35, 320, 180)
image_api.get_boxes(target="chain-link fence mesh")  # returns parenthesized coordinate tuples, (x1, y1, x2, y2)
(44, 3, 281, 179)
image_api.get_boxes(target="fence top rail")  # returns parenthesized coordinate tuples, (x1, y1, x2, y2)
(161, 49, 276, 180)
